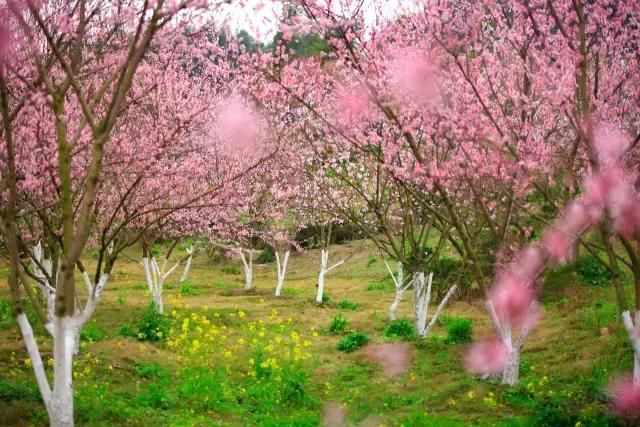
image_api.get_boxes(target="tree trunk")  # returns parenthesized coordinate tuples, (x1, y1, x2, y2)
(622, 310, 640, 385)
(501, 346, 520, 386)
(388, 262, 405, 321)
(316, 249, 328, 303)
(16, 313, 51, 411)
(275, 250, 290, 297)
(389, 287, 404, 321)
(142, 256, 178, 314)
(240, 250, 253, 290)
(50, 316, 77, 427)
(413, 272, 430, 336)
(315, 248, 344, 303)
(179, 246, 193, 283)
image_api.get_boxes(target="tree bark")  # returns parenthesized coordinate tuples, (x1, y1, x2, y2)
(142, 256, 178, 313)
(316, 249, 328, 303)
(501, 346, 521, 386)
(50, 315, 77, 427)
(315, 248, 344, 303)
(179, 246, 193, 283)
(275, 250, 290, 297)
(413, 272, 429, 336)
(240, 249, 254, 290)
(622, 310, 640, 385)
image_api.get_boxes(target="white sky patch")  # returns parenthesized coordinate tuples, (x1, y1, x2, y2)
(217, 0, 422, 42)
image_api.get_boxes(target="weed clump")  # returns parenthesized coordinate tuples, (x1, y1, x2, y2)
(337, 332, 369, 353)
(136, 304, 170, 341)
(327, 314, 349, 334)
(336, 299, 358, 310)
(382, 319, 415, 341)
(442, 316, 472, 344)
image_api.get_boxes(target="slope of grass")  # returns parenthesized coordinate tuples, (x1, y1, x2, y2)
(0, 239, 633, 426)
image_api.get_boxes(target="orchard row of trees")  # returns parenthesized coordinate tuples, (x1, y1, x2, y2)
(1, 0, 640, 425)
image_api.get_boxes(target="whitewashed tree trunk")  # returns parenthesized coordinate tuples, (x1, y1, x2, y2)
(622, 310, 640, 385)
(413, 272, 428, 336)
(31, 242, 57, 336)
(485, 300, 535, 386)
(16, 313, 51, 412)
(50, 316, 76, 427)
(274, 250, 290, 297)
(142, 256, 178, 314)
(179, 246, 194, 283)
(315, 248, 344, 303)
(412, 271, 457, 338)
(239, 249, 254, 290)
(16, 269, 110, 427)
(384, 261, 413, 321)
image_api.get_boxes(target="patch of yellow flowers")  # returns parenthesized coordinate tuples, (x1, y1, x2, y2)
(167, 308, 315, 378)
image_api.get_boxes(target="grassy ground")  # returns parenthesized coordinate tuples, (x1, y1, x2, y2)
(0, 239, 634, 426)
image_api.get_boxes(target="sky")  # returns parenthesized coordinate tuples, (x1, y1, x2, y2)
(216, 0, 422, 42)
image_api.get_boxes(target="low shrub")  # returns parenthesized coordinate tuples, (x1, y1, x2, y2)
(576, 255, 612, 287)
(221, 264, 241, 275)
(0, 299, 12, 322)
(443, 316, 472, 344)
(580, 301, 618, 332)
(365, 282, 388, 291)
(0, 379, 39, 402)
(336, 299, 358, 310)
(256, 246, 276, 264)
(136, 303, 170, 341)
(117, 323, 137, 338)
(179, 280, 201, 296)
(382, 319, 415, 341)
(327, 314, 349, 334)
(80, 323, 105, 342)
(337, 332, 369, 353)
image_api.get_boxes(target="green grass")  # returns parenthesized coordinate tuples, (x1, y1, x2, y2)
(0, 239, 632, 426)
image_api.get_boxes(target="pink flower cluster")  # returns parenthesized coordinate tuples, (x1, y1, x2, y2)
(466, 124, 640, 407)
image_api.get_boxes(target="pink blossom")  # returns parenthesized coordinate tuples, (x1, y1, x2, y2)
(585, 169, 624, 206)
(465, 338, 508, 375)
(490, 271, 535, 327)
(609, 377, 640, 419)
(542, 227, 574, 263)
(517, 246, 545, 280)
(389, 49, 439, 103)
(608, 185, 640, 238)
(594, 124, 629, 167)
(563, 202, 593, 235)
(363, 342, 412, 377)
(336, 87, 371, 122)
(215, 96, 264, 151)
(322, 402, 347, 427)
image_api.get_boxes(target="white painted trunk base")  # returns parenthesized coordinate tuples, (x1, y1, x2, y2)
(17, 311, 103, 427)
(274, 250, 290, 297)
(142, 257, 179, 313)
(385, 261, 411, 321)
(412, 271, 457, 338)
(315, 249, 344, 303)
(20, 247, 111, 425)
(485, 300, 536, 386)
(502, 347, 521, 386)
(180, 246, 194, 283)
(622, 310, 640, 385)
(239, 250, 254, 290)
